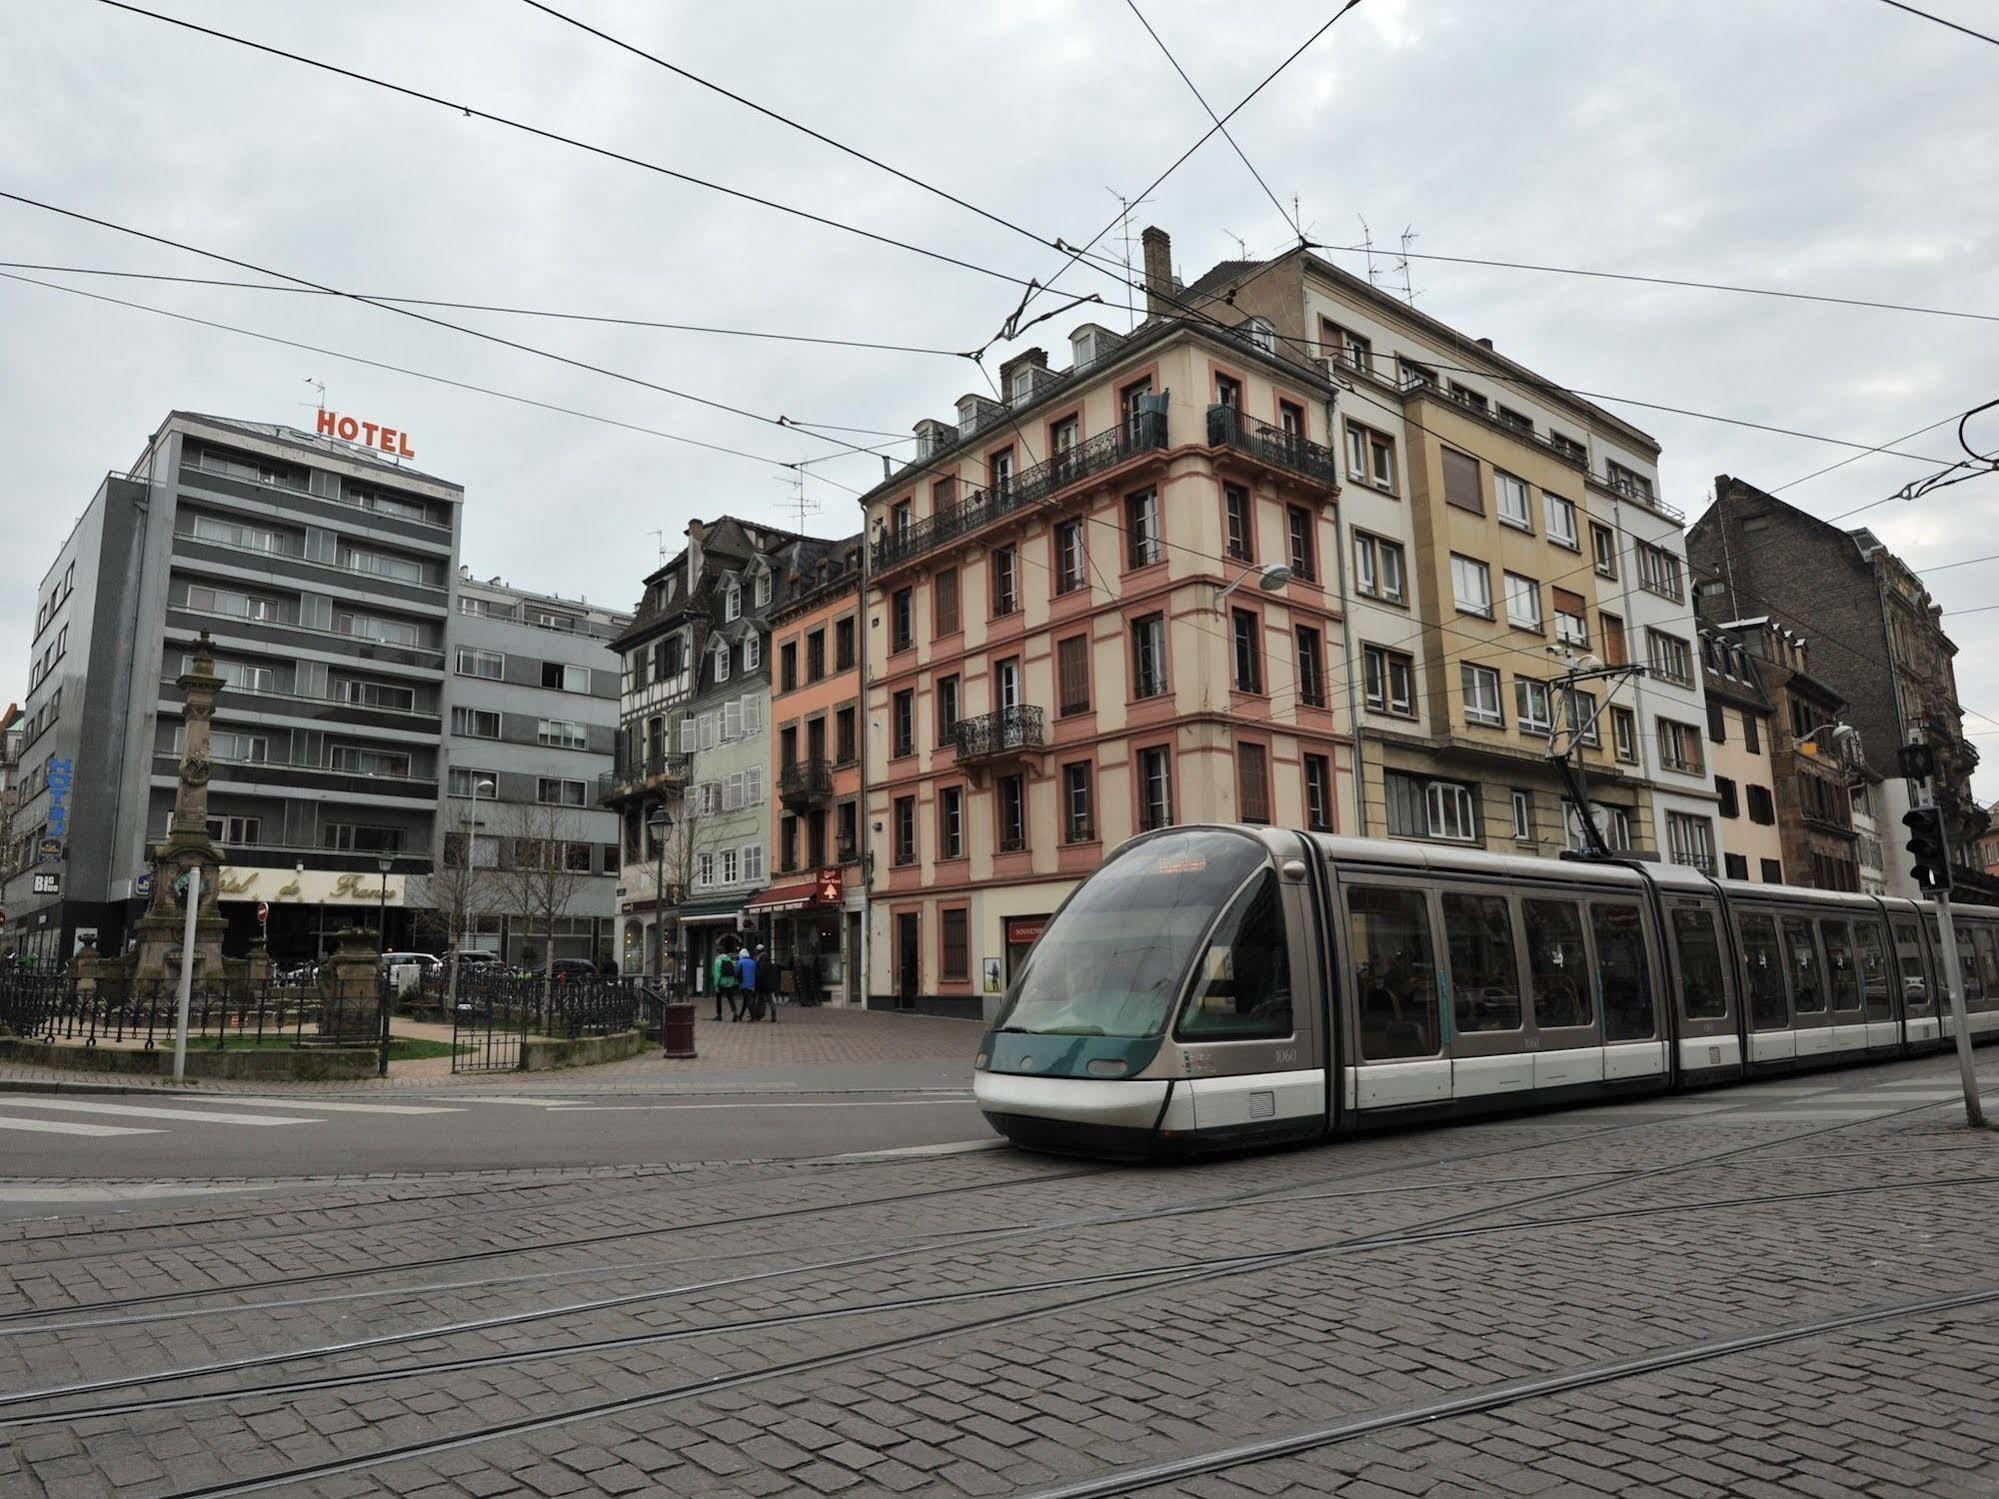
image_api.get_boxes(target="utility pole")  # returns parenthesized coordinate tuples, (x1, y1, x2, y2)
(1546, 651, 1644, 859)
(1900, 738, 1984, 1126)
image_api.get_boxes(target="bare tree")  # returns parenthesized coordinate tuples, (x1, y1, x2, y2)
(494, 800, 593, 1002)
(410, 827, 497, 1005)
(641, 798, 698, 991)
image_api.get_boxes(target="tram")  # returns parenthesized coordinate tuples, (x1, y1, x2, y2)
(972, 825, 1999, 1156)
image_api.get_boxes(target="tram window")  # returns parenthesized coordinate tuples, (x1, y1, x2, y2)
(1671, 907, 1728, 1021)
(1523, 899, 1593, 1031)
(1177, 872, 1293, 1040)
(1593, 903, 1656, 1042)
(1954, 927, 1984, 1004)
(1893, 921, 1930, 1009)
(1820, 920, 1862, 1014)
(1441, 891, 1522, 1033)
(1782, 918, 1824, 1014)
(1855, 921, 1893, 1020)
(1349, 886, 1441, 1061)
(1973, 928, 1999, 1013)
(1739, 913, 1789, 1030)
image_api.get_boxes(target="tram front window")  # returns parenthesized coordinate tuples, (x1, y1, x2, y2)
(1176, 873, 1292, 1040)
(994, 832, 1269, 1038)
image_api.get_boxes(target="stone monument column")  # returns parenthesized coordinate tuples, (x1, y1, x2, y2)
(132, 632, 230, 983)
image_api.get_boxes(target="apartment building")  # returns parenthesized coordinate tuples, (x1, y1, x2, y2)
(1171, 231, 1719, 869)
(1700, 627, 1784, 883)
(1688, 475, 1983, 894)
(2, 412, 462, 966)
(601, 518, 842, 984)
(861, 313, 1350, 1016)
(441, 572, 630, 965)
(0, 703, 20, 956)
(754, 543, 865, 1003)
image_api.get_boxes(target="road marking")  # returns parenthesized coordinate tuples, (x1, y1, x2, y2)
(0, 1099, 319, 1127)
(198, 1099, 462, 1116)
(439, 1097, 598, 1108)
(0, 1183, 260, 1201)
(561, 1099, 978, 1112)
(0, 1116, 164, 1137)
(817, 1139, 1009, 1162)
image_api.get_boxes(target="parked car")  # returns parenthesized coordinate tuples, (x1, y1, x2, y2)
(380, 951, 441, 974)
(550, 957, 598, 982)
(454, 950, 503, 969)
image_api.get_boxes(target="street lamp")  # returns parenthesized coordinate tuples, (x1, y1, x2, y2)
(375, 853, 394, 1078)
(446, 778, 495, 1015)
(1796, 722, 1861, 760)
(647, 805, 673, 991)
(1212, 560, 1291, 610)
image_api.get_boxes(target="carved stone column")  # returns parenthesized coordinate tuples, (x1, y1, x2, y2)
(131, 632, 230, 982)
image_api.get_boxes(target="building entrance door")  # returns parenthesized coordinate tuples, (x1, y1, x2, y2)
(896, 912, 920, 1010)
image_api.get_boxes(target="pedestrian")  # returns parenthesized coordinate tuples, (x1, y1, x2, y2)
(735, 943, 760, 1021)
(711, 938, 740, 1021)
(756, 944, 779, 1023)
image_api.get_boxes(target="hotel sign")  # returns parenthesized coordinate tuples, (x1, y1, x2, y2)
(216, 867, 408, 906)
(315, 408, 415, 460)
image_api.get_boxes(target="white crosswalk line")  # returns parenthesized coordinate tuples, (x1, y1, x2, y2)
(0, 1098, 319, 1127)
(0, 1116, 163, 1137)
(198, 1099, 462, 1116)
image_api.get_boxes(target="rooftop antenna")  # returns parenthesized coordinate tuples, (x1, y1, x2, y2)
(645, 528, 666, 563)
(300, 376, 326, 412)
(1355, 213, 1380, 289)
(1105, 187, 1155, 332)
(1394, 226, 1420, 305)
(1223, 229, 1250, 260)
(775, 470, 820, 533)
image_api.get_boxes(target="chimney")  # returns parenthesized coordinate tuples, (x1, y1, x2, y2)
(1475, 337, 1494, 350)
(1141, 226, 1173, 319)
(686, 518, 705, 585)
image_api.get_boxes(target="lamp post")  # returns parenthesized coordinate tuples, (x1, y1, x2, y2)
(375, 853, 393, 1077)
(647, 805, 672, 990)
(1210, 560, 1291, 611)
(445, 778, 494, 1017)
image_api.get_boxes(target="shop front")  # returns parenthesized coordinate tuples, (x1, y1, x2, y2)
(743, 867, 853, 1006)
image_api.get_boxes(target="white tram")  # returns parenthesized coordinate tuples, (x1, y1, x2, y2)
(973, 826, 1998, 1156)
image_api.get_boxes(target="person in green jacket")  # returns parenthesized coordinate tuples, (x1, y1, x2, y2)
(710, 936, 742, 1022)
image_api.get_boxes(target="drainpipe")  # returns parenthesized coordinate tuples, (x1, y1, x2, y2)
(856, 509, 873, 1009)
(1326, 393, 1367, 835)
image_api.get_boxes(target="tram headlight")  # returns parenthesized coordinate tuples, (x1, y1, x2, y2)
(975, 1051, 988, 1069)
(1086, 1058, 1128, 1078)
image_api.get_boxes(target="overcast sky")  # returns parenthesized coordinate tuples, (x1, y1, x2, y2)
(5, 1, 1997, 797)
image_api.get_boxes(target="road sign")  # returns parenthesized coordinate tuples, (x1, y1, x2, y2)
(135, 871, 155, 898)
(0, 909, 8, 929)
(257, 900, 269, 924)
(37, 838, 61, 866)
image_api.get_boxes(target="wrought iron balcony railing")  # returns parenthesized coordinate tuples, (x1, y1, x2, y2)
(778, 757, 835, 807)
(1206, 405, 1338, 487)
(951, 706, 1047, 761)
(872, 408, 1169, 572)
(598, 751, 691, 805)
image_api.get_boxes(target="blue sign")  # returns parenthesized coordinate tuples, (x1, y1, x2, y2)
(44, 757, 73, 843)
(135, 871, 155, 898)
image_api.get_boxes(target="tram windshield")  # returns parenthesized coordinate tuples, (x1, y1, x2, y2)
(993, 831, 1270, 1038)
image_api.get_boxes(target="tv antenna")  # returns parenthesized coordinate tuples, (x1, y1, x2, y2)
(300, 376, 326, 411)
(1355, 214, 1380, 289)
(644, 528, 666, 564)
(1394, 226, 1421, 305)
(775, 471, 821, 533)
(1105, 187, 1155, 330)
(1223, 229, 1250, 260)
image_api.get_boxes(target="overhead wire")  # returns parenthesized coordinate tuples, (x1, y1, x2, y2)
(1873, 0, 1999, 49)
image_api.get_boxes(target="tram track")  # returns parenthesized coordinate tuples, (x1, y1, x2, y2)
(32, 1091, 1980, 1496)
(5, 1166, 1993, 1432)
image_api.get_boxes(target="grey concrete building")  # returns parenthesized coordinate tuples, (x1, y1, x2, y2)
(440, 571, 629, 965)
(1, 411, 462, 966)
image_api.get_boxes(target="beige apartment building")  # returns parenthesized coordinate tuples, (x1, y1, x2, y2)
(860, 316, 1350, 1015)
(1700, 627, 1785, 883)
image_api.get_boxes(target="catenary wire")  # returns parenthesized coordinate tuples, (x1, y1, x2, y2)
(1874, 0, 1999, 48)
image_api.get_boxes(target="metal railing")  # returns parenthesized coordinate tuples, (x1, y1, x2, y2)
(779, 758, 835, 805)
(420, 971, 649, 1039)
(1205, 406, 1338, 486)
(872, 409, 1169, 572)
(0, 973, 375, 1050)
(952, 706, 1047, 760)
(598, 751, 691, 803)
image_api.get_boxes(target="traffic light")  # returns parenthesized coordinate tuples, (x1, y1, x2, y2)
(1898, 742, 1937, 783)
(1902, 805, 1953, 894)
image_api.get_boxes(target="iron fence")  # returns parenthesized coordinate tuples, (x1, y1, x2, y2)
(0, 973, 375, 1050)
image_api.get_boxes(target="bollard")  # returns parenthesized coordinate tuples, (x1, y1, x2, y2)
(663, 996, 697, 1059)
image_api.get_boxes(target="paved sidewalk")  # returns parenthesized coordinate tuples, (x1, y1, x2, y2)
(0, 1004, 982, 1096)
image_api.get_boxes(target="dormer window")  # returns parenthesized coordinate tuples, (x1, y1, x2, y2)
(744, 633, 762, 672)
(711, 637, 731, 683)
(1010, 367, 1034, 403)
(753, 571, 772, 608)
(723, 582, 742, 622)
(1247, 317, 1276, 353)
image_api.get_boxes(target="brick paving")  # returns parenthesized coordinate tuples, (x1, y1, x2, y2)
(0, 1054, 1994, 1497)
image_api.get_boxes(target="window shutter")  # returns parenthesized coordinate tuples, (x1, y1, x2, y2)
(744, 765, 764, 805)
(680, 718, 697, 754)
(1442, 448, 1482, 513)
(741, 694, 762, 735)
(724, 773, 744, 811)
(745, 843, 764, 882)
(722, 701, 742, 741)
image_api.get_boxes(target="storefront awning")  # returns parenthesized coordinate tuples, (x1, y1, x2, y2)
(743, 879, 826, 916)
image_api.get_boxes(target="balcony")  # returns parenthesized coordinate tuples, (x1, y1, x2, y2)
(598, 751, 691, 806)
(1593, 470, 1686, 523)
(1206, 406, 1338, 487)
(951, 706, 1046, 763)
(871, 408, 1169, 573)
(778, 758, 834, 810)
(1400, 380, 1594, 475)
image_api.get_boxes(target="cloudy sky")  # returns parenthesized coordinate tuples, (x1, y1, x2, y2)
(5, 1, 1997, 795)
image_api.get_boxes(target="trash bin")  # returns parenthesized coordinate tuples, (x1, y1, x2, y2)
(663, 997, 697, 1059)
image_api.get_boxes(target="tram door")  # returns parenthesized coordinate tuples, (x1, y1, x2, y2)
(1779, 915, 1833, 1058)
(1664, 899, 1738, 1077)
(1892, 917, 1938, 1046)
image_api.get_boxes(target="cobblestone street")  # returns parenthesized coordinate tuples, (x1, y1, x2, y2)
(1, 1053, 1994, 1497)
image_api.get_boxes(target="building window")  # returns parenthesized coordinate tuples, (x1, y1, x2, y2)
(1725, 852, 1749, 881)
(720, 847, 739, 885)
(698, 852, 714, 889)
(456, 647, 504, 680)
(1441, 448, 1483, 514)
(1296, 626, 1327, 708)
(1131, 613, 1169, 699)
(1606, 460, 1654, 501)
(780, 641, 798, 693)
(1057, 634, 1091, 716)
(939, 785, 964, 859)
(1353, 532, 1406, 604)
(537, 777, 587, 806)
(1232, 609, 1263, 694)
(1667, 812, 1716, 872)
(1450, 554, 1493, 617)
(1345, 422, 1395, 488)
(1510, 789, 1533, 843)
(1644, 629, 1694, 688)
(1496, 471, 1532, 530)
(1047, 760, 1088, 843)
(891, 589, 914, 653)
(1760, 857, 1783, 883)
(991, 446, 1014, 493)
(1600, 612, 1627, 666)
(936, 675, 960, 744)
(992, 547, 1019, 617)
(1138, 746, 1173, 831)
(1611, 706, 1638, 763)
(994, 655, 1022, 711)
(1716, 777, 1740, 819)
(1657, 718, 1705, 774)
(754, 570, 772, 608)
(805, 630, 824, 681)
(1386, 772, 1477, 842)
(1363, 645, 1416, 716)
(1215, 372, 1243, 409)
(892, 689, 915, 758)
(941, 909, 970, 981)
(1461, 663, 1504, 726)
(1565, 800, 1632, 853)
(452, 706, 501, 739)
(323, 823, 402, 853)
(1504, 572, 1543, 633)
(537, 718, 586, 751)
(1285, 505, 1317, 583)
(1516, 678, 1553, 734)
(205, 814, 262, 846)
(1637, 542, 1684, 601)
(1125, 489, 1162, 568)
(1544, 494, 1579, 549)
(997, 774, 1027, 852)
(1591, 523, 1618, 578)
(893, 796, 916, 865)
(745, 634, 762, 673)
(711, 639, 731, 684)
(1224, 485, 1252, 562)
(1304, 755, 1333, 832)
(724, 583, 742, 622)
(1237, 743, 1271, 824)
(1055, 519, 1087, 593)
(835, 616, 856, 670)
(933, 568, 960, 636)
(539, 661, 589, 693)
